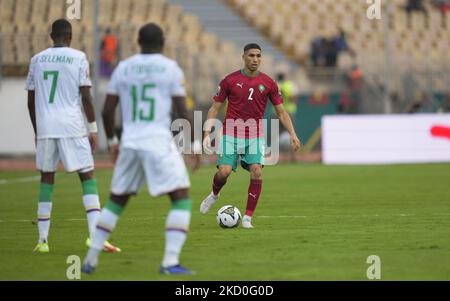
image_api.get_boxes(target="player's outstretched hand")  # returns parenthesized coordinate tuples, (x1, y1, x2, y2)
(89, 133, 98, 154)
(291, 135, 301, 152)
(109, 144, 120, 164)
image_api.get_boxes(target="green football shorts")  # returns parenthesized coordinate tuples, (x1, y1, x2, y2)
(217, 135, 265, 172)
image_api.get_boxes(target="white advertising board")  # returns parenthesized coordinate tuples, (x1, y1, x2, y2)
(322, 114, 450, 164)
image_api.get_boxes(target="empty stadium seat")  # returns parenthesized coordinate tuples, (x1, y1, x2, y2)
(227, 0, 450, 74)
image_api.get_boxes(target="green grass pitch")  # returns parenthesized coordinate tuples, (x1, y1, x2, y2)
(1, 163, 450, 280)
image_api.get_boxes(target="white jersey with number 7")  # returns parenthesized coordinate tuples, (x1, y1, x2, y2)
(25, 47, 92, 139)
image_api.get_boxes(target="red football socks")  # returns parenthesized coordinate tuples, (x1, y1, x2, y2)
(245, 179, 262, 217)
(212, 173, 227, 196)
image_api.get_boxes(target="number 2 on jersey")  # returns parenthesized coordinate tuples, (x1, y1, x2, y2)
(43, 71, 59, 103)
(248, 88, 254, 101)
(131, 83, 156, 122)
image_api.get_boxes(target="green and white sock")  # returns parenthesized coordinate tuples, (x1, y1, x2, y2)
(82, 179, 101, 238)
(85, 200, 124, 264)
(37, 183, 54, 244)
(162, 199, 192, 268)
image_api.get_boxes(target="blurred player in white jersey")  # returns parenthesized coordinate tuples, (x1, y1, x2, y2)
(82, 23, 201, 275)
(26, 19, 120, 253)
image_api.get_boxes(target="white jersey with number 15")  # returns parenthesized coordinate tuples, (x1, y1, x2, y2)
(107, 53, 186, 150)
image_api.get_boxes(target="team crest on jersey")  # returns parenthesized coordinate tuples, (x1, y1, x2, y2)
(258, 84, 266, 92)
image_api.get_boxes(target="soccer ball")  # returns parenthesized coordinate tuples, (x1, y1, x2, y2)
(216, 205, 241, 228)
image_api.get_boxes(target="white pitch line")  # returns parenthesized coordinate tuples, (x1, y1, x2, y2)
(259, 214, 417, 218)
(259, 215, 307, 218)
(0, 219, 34, 223)
(0, 219, 88, 223)
(0, 176, 40, 185)
(0, 214, 425, 223)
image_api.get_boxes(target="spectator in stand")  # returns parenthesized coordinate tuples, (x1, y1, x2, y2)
(311, 30, 354, 68)
(335, 30, 355, 57)
(311, 37, 327, 67)
(340, 65, 364, 114)
(324, 37, 338, 67)
(349, 65, 364, 90)
(442, 92, 450, 112)
(433, 0, 450, 27)
(404, 0, 429, 27)
(100, 28, 119, 78)
(276, 73, 299, 162)
(276, 73, 298, 118)
(405, 91, 430, 113)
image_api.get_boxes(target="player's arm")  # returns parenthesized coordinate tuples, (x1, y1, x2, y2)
(203, 101, 224, 153)
(205, 77, 227, 138)
(80, 86, 98, 153)
(204, 101, 224, 137)
(26, 57, 37, 142)
(78, 54, 98, 153)
(102, 94, 120, 163)
(173, 96, 201, 171)
(172, 96, 196, 144)
(27, 91, 37, 136)
(274, 104, 301, 152)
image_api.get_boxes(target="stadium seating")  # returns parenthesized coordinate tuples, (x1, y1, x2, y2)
(1, 0, 448, 106)
(228, 0, 450, 73)
(224, 0, 450, 112)
(0, 0, 245, 105)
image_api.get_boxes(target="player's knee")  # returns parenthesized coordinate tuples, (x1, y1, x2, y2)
(218, 166, 233, 178)
(78, 170, 95, 182)
(110, 194, 130, 207)
(41, 172, 55, 184)
(250, 165, 263, 180)
(169, 188, 189, 202)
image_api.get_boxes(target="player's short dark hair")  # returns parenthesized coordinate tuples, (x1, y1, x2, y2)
(51, 19, 72, 39)
(244, 43, 262, 53)
(138, 23, 165, 50)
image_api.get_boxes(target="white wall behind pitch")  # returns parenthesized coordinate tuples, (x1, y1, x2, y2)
(0, 78, 108, 155)
(0, 78, 36, 155)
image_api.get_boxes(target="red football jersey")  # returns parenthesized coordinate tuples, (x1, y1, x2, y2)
(213, 69, 283, 138)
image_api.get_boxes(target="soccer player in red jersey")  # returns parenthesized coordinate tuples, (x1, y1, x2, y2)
(201, 43, 301, 228)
